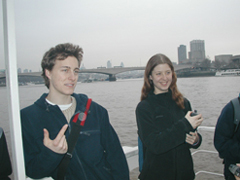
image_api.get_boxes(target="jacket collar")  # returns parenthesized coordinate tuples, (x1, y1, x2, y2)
(34, 93, 89, 112)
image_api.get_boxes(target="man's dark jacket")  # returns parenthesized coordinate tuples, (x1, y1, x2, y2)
(214, 101, 240, 180)
(136, 90, 202, 180)
(21, 93, 129, 180)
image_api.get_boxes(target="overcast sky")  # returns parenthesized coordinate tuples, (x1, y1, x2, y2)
(0, 0, 240, 72)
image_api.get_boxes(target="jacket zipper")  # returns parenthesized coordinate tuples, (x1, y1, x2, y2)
(75, 149, 88, 180)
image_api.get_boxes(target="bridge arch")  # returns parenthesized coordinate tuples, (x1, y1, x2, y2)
(79, 65, 192, 81)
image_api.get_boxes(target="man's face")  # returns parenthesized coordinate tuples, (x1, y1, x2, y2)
(46, 56, 80, 98)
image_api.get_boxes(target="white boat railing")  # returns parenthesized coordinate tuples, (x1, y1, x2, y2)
(191, 126, 224, 178)
(192, 150, 224, 177)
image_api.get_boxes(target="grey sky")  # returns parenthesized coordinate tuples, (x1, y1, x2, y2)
(0, 0, 240, 72)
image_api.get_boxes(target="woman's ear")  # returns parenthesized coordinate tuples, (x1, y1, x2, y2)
(149, 75, 152, 80)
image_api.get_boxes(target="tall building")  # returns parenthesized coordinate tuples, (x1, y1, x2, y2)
(178, 45, 187, 64)
(189, 40, 205, 63)
(120, 62, 124, 67)
(23, 69, 28, 73)
(107, 60, 112, 68)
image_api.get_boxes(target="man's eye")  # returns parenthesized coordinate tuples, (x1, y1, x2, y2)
(62, 69, 68, 72)
(74, 70, 79, 73)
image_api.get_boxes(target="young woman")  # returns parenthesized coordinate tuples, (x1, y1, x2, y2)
(136, 53, 203, 180)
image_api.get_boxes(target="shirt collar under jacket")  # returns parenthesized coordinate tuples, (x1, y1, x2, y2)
(34, 93, 89, 113)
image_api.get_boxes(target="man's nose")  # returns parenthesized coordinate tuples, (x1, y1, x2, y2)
(68, 71, 76, 80)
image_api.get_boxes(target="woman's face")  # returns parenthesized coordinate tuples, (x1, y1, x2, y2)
(149, 63, 172, 94)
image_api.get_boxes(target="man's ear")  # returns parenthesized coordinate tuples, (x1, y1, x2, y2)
(45, 69, 51, 79)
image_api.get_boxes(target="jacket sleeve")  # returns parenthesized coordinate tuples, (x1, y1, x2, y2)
(189, 133, 202, 149)
(214, 102, 240, 159)
(0, 127, 12, 179)
(136, 101, 194, 155)
(100, 108, 130, 180)
(21, 110, 64, 179)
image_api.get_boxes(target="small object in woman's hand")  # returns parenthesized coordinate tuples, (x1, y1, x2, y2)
(190, 110, 198, 117)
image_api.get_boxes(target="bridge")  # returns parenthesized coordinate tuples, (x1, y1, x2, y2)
(0, 64, 192, 81)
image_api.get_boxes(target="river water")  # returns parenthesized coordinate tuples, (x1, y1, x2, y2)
(1, 76, 240, 161)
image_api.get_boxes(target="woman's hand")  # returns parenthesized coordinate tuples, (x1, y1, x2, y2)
(186, 131, 199, 145)
(185, 111, 203, 129)
(235, 164, 240, 180)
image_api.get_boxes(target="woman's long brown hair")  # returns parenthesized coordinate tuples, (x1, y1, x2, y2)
(140, 53, 185, 109)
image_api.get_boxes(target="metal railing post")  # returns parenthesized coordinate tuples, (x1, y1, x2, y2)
(2, 0, 26, 179)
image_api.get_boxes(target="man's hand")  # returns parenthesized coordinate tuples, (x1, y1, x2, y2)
(186, 131, 199, 145)
(43, 124, 68, 154)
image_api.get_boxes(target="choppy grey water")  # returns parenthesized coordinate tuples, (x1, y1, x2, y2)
(1, 76, 240, 157)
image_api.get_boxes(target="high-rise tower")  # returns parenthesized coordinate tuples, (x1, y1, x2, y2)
(189, 40, 205, 62)
(178, 45, 187, 64)
(107, 60, 112, 68)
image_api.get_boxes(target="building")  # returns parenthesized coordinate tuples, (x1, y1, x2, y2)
(189, 40, 205, 63)
(232, 55, 240, 68)
(215, 54, 232, 64)
(120, 62, 124, 67)
(232, 55, 240, 62)
(178, 45, 187, 64)
(23, 69, 28, 73)
(0, 69, 5, 73)
(18, 68, 22, 73)
(107, 60, 112, 68)
(80, 63, 86, 70)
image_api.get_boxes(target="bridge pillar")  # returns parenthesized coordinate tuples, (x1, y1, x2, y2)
(109, 74, 116, 81)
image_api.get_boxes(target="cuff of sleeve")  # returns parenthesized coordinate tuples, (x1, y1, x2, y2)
(41, 145, 64, 166)
(180, 117, 194, 133)
(192, 133, 202, 149)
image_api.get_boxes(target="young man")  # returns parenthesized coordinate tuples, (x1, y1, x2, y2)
(214, 96, 240, 180)
(21, 43, 129, 180)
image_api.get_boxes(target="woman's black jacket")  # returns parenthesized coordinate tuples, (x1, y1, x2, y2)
(136, 90, 202, 180)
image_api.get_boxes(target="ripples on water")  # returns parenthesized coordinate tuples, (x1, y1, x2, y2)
(1, 76, 240, 152)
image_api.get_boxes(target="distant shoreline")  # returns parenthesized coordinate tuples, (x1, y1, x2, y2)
(177, 71, 216, 78)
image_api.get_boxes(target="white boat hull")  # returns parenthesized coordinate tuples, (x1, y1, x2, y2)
(215, 69, 240, 76)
